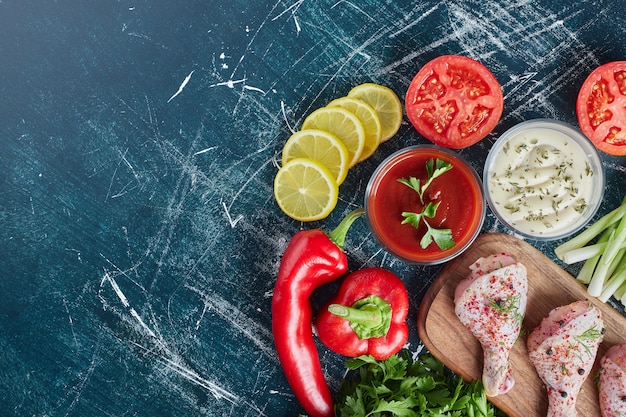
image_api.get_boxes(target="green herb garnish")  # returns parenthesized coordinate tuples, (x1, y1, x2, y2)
(398, 158, 453, 204)
(334, 351, 506, 417)
(574, 325, 603, 357)
(488, 293, 523, 326)
(401, 202, 454, 250)
(398, 158, 455, 250)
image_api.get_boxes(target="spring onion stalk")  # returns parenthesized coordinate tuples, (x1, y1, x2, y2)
(599, 252, 626, 302)
(602, 211, 626, 267)
(588, 233, 617, 297)
(608, 247, 626, 278)
(565, 242, 607, 265)
(615, 281, 626, 301)
(577, 260, 597, 284)
(575, 226, 615, 284)
(554, 197, 626, 260)
(564, 224, 622, 264)
(555, 195, 626, 303)
(588, 211, 626, 297)
(570, 241, 626, 264)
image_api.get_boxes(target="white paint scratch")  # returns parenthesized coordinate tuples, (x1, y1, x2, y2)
(99, 270, 245, 406)
(65, 247, 82, 262)
(193, 146, 218, 156)
(195, 303, 209, 331)
(271, 0, 303, 33)
(105, 147, 141, 202)
(101, 272, 130, 308)
(62, 346, 100, 417)
(104, 153, 124, 202)
(388, 3, 441, 38)
(209, 78, 246, 89)
(271, 153, 281, 169)
(221, 200, 244, 228)
(100, 272, 158, 340)
(281, 100, 295, 134)
(293, 14, 301, 33)
(503, 71, 538, 101)
(159, 356, 241, 404)
(271, 0, 304, 22)
(226, 157, 275, 211)
(331, 0, 373, 20)
(186, 284, 276, 361)
(63, 298, 79, 348)
(243, 85, 266, 94)
(110, 179, 138, 199)
(605, 161, 626, 173)
(167, 70, 195, 103)
(121, 152, 135, 172)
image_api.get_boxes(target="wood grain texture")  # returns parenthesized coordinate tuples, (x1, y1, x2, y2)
(417, 233, 626, 417)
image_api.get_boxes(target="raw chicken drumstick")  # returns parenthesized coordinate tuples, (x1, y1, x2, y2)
(527, 300, 604, 417)
(454, 253, 528, 397)
(598, 344, 626, 417)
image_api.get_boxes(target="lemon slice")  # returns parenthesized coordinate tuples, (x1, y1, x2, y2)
(282, 129, 350, 185)
(301, 107, 365, 167)
(327, 97, 382, 162)
(274, 158, 339, 222)
(348, 83, 403, 142)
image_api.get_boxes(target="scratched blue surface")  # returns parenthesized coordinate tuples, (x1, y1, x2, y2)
(1, 1, 625, 416)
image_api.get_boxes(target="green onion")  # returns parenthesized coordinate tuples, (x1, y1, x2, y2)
(588, 205, 626, 297)
(554, 195, 626, 304)
(576, 226, 616, 284)
(598, 252, 626, 302)
(555, 197, 626, 259)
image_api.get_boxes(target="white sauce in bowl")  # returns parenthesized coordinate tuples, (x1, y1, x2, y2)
(485, 120, 603, 239)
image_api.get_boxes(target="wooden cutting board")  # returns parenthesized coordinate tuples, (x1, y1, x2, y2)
(417, 233, 626, 417)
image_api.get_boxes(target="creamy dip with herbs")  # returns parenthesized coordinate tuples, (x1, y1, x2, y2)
(487, 128, 595, 236)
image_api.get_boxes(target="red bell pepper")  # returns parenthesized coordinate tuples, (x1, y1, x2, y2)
(315, 267, 409, 360)
(271, 209, 364, 417)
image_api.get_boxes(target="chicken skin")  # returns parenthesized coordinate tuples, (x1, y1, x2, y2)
(454, 253, 528, 397)
(527, 300, 604, 417)
(598, 344, 626, 417)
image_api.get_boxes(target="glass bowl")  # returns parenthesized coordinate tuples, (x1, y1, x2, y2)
(483, 119, 605, 240)
(365, 145, 485, 265)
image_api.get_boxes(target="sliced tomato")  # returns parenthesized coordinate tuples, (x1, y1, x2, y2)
(576, 61, 626, 156)
(405, 55, 503, 149)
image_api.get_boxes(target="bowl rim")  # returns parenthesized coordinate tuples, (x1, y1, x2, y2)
(365, 144, 486, 265)
(483, 118, 606, 241)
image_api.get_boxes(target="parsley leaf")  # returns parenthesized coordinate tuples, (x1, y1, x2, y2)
(422, 221, 455, 251)
(334, 350, 505, 417)
(398, 159, 452, 204)
(397, 176, 423, 203)
(398, 159, 455, 250)
(400, 211, 423, 229)
(426, 157, 454, 187)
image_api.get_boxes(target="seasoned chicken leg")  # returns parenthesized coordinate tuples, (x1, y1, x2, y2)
(599, 344, 626, 417)
(454, 253, 528, 397)
(527, 300, 604, 417)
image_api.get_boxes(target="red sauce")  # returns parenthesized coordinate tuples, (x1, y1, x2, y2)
(366, 146, 484, 264)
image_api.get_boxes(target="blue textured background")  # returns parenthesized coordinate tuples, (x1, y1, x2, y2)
(1, 1, 624, 416)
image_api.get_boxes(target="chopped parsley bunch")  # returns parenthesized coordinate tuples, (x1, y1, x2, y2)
(334, 350, 506, 417)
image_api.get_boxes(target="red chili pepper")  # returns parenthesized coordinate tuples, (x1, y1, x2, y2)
(272, 209, 364, 417)
(315, 267, 409, 360)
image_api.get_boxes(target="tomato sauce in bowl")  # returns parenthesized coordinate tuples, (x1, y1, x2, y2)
(365, 145, 485, 264)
